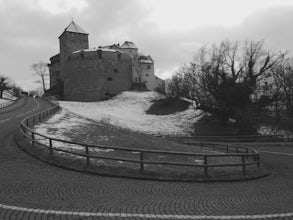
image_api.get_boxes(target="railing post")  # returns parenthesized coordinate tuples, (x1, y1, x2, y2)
(39, 114, 41, 122)
(236, 146, 239, 153)
(204, 155, 208, 177)
(31, 132, 35, 147)
(226, 144, 229, 153)
(49, 139, 53, 155)
(26, 119, 29, 127)
(85, 146, 90, 166)
(140, 152, 144, 171)
(257, 154, 260, 168)
(21, 124, 25, 137)
(242, 155, 246, 175)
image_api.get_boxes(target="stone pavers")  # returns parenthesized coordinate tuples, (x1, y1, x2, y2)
(0, 98, 293, 219)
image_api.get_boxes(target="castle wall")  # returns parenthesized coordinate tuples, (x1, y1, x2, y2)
(119, 48, 140, 83)
(139, 63, 165, 92)
(48, 63, 60, 88)
(63, 50, 133, 101)
(48, 54, 60, 88)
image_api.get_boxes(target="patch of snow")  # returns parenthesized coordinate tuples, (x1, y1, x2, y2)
(258, 126, 293, 137)
(0, 98, 13, 106)
(33, 109, 115, 153)
(139, 60, 153, 64)
(0, 99, 10, 104)
(3, 91, 16, 100)
(58, 91, 200, 136)
(33, 109, 90, 150)
(73, 48, 118, 54)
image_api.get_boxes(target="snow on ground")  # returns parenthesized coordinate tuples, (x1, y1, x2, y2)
(258, 125, 293, 137)
(3, 91, 16, 100)
(58, 91, 200, 136)
(0, 99, 10, 104)
(33, 109, 96, 152)
(0, 91, 16, 106)
(34, 109, 91, 141)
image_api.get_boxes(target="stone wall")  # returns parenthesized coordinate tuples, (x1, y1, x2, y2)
(139, 62, 165, 92)
(63, 49, 133, 101)
(119, 48, 140, 82)
(48, 54, 60, 88)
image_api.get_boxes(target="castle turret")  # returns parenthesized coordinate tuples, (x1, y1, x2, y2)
(59, 21, 89, 80)
(119, 41, 140, 82)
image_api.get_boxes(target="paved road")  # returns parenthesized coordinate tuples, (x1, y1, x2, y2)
(0, 98, 293, 219)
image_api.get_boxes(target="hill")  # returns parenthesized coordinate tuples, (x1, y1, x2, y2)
(57, 91, 200, 136)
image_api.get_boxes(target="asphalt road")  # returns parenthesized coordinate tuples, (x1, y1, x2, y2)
(0, 97, 293, 220)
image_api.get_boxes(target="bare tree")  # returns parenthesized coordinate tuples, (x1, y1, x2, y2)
(272, 57, 293, 116)
(169, 40, 285, 134)
(10, 84, 23, 98)
(0, 75, 12, 99)
(31, 61, 49, 94)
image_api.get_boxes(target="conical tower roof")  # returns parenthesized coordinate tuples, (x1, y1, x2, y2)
(120, 41, 138, 49)
(59, 21, 88, 38)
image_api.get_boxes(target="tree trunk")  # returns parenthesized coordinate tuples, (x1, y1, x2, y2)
(42, 77, 46, 94)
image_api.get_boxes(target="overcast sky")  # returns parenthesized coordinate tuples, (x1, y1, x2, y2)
(1, 0, 293, 91)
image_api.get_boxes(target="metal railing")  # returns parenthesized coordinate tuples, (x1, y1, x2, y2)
(167, 134, 293, 143)
(0, 100, 13, 109)
(20, 103, 261, 178)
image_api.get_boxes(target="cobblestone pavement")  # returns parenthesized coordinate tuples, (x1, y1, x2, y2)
(0, 97, 293, 219)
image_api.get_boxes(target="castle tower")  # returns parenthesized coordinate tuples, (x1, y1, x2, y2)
(119, 41, 140, 83)
(59, 21, 89, 79)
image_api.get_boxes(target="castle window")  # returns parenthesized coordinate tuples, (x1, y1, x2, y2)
(107, 77, 113, 81)
(145, 73, 149, 77)
(114, 68, 119, 73)
(147, 65, 151, 69)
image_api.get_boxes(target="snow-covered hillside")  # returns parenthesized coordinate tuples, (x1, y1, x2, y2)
(54, 91, 200, 136)
(0, 91, 16, 106)
(1, 91, 16, 100)
(0, 99, 9, 105)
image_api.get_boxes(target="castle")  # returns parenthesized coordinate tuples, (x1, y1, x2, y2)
(48, 21, 165, 101)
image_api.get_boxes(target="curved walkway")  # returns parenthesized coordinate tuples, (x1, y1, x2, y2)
(0, 98, 293, 219)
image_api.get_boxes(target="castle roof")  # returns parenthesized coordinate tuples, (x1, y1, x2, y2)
(59, 21, 88, 38)
(120, 41, 138, 49)
(101, 44, 121, 50)
(139, 54, 154, 64)
(72, 48, 117, 54)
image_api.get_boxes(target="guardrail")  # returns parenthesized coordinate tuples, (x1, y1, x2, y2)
(167, 133, 293, 143)
(19, 103, 262, 180)
(0, 99, 13, 109)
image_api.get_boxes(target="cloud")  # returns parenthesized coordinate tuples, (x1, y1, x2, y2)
(0, 0, 293, 91)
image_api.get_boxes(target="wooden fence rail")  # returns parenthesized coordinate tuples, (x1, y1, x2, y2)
(20, 101, 262, 178)
(0, 100, 14, 109)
